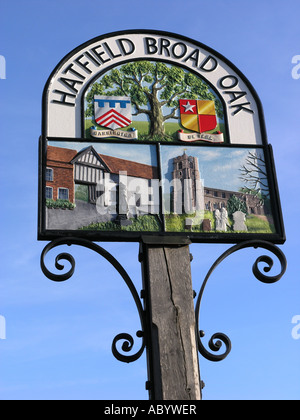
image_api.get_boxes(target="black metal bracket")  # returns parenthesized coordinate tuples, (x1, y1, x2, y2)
(40, 237, 146, 363)
(195, 240, 287, 362)
(40, 237, 287, 370)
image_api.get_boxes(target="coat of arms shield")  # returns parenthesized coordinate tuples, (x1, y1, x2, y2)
(94, 95, 132, 130)
(179, 99, 217, 133)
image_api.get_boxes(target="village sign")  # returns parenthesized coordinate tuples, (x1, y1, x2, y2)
(38, 30, 285, 244)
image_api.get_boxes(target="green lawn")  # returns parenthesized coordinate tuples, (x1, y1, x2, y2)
(164, 212, 275, 234)
(165, 211, 214, 232)
(80, 214, 162, 232)
(246, 214, 275, 233)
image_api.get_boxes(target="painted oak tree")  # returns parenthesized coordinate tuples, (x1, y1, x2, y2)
(85, 61, 223, 139)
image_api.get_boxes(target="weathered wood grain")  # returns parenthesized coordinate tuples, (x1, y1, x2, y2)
(141, 244, 201, 400)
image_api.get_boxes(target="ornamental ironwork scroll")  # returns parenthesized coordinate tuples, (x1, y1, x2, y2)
(195, 240, 287, 362)
(40, 237, 146, 363)
(40, 237, 287, 365)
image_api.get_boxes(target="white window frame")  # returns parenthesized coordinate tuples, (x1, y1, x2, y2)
(46, 167, 53, 182)
(46, 186, 53, 199)
(58, 188, 69, 200)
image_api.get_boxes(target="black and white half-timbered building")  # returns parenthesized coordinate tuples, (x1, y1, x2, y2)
(46, 145, 159, 223)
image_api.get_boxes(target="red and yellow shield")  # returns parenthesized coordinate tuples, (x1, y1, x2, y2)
(179, 99, 217, 133)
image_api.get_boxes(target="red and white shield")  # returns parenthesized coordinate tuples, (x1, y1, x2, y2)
(94, 95, 132, 130)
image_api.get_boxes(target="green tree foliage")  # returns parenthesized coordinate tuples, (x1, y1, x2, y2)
(227, 194, 247, 218)
(85, 61, 223, 139)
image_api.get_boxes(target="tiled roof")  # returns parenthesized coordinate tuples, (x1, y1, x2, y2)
(99, 154, 158, 179)
(47, 146, 77, 168)
(47, 145, 158, 179)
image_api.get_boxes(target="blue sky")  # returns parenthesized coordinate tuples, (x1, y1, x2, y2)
(160, 145, 262, 191)
(0, 0, 299, 400)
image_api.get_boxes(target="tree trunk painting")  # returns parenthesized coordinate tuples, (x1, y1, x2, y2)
(85, 61, 223, 140)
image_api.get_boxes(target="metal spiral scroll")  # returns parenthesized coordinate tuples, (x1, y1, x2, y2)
(40, 237, 146, 363)
(195, 240, 287, 362)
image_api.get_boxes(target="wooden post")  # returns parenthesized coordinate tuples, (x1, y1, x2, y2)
(140, 238, 202, 400)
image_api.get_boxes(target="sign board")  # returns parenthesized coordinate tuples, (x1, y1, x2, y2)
(38, 30, 285, 244)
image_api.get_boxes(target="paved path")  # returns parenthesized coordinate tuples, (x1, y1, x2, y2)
(46, 200, 114, 230)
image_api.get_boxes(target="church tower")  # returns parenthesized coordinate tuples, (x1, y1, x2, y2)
(172, 151, 203, 214)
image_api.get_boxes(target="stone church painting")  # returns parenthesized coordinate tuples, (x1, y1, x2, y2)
(160, 145, 276, 235)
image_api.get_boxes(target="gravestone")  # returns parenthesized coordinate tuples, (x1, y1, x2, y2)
(220, 208, 228, 232)
(233, 211, 247, 231)
(202, 219, 212, 232)
(185, 218, 193, 231)
(215, 209, 221, 231)
(215, 208, 228, 232)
